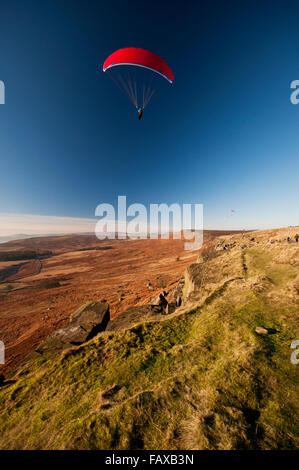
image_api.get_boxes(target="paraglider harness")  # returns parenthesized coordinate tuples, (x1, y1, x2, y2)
(137, 107, 143, 120)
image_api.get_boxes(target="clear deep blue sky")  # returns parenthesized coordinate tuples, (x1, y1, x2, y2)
(1, 0, 299, 230)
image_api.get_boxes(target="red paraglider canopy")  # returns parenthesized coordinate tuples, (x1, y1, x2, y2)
(103, 47, 174, 83)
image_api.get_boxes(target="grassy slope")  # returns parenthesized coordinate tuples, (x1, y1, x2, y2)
(0, 238, 298, 449)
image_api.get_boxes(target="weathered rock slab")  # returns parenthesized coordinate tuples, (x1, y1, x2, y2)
(37, 301, 110, 352)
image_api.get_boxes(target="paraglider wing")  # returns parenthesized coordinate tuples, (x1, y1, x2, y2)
(103, 47, 174, 83)
(103, 47, 173, 115)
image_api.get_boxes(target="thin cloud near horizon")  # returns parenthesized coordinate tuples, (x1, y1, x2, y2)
(0, 213, 165, 237)
(0, 213, 98, 236)
(0, 213, 188, 236)
(0, 212, 281, 238)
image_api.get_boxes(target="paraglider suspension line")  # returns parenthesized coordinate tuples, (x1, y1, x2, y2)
(106, 69, 157, 110)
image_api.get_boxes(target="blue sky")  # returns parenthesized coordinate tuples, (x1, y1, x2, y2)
(0, 0, 299, 234)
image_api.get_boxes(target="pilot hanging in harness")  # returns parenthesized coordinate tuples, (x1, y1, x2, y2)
(137, 107, 143, 120)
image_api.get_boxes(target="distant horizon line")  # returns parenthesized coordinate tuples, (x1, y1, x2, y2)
(0, 229, 257, 244)
(0, 212, 297, 243)
(2, 226, 299, 245)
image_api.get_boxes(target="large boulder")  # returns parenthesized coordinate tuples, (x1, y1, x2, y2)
(70, 301, 110, 328)
(106, 305, 158, 331)
(150, 293, 168, 313)
(37, 301, 110, 353)
(164, 301, 176, 315)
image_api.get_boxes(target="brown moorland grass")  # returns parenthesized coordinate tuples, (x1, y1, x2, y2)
(0, 231, 238, 375)
(0, 227, 298, 449)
